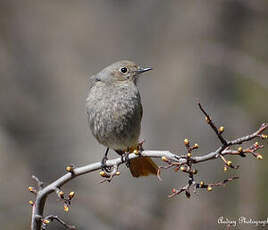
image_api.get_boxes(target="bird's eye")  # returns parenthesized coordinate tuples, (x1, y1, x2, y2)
(120, 67, 128, 73)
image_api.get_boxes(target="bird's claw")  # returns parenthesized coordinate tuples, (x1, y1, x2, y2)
(101, 156, 112, 173)
(138, 139, 145, 152)
(121, 152, 130, 168)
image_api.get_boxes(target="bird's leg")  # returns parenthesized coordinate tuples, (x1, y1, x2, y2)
(123, 148, 131, 168)
(101, 148, 112, 173)
(116, 149, 131, 168)
(137, 139, 145, 152)
(125, 155, 131, 168)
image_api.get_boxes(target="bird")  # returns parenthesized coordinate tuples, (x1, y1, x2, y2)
(86, 60, 158, 177)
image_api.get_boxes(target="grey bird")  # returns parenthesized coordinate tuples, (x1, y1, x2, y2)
(86, 60, 158, 177)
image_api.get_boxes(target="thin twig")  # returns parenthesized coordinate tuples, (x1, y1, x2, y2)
(198, 101, 228, 145)
(32, 175, 44, 190)
(160, 102, 267, 199)
(42, 215, 76, 229)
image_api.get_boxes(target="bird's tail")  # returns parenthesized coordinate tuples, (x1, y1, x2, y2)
(129, 156, 158, 177)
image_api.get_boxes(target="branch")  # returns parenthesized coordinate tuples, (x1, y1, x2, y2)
(41, 215, 76, 229)
(164, 103, 267, 198)
(29, 103, 267, 230)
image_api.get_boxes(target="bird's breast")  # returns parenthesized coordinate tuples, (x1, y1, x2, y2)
(86, 83, 142, 150)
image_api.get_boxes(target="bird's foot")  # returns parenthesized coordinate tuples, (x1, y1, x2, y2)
(121, 152, 131, 168)
(99, 165, 120, 183)
(101, 155, 112, 173)
(137, 139, 145, 152)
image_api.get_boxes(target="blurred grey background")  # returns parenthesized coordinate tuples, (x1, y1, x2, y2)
(0, 0, 267, 229)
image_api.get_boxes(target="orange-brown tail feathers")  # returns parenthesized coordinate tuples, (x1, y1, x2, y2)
(129, 156, 158, 177)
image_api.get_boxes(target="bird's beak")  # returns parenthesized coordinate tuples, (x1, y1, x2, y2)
(136, 66, 152, 74)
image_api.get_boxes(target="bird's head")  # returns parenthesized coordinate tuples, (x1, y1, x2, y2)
(95, 60, 152, 84)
